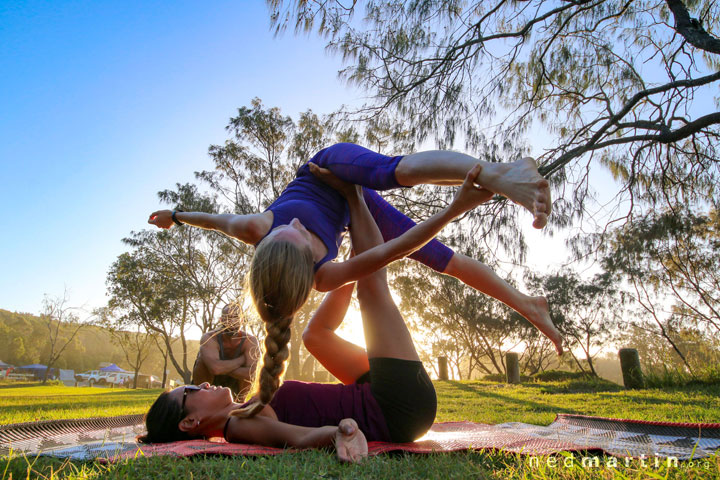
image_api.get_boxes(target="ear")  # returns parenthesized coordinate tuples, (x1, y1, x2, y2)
(178, 416, 200, 433)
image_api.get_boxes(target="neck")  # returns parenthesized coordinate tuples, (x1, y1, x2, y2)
(201, 402, 243, 436)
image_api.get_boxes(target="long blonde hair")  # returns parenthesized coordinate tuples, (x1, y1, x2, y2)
(231, 238, 314, 418)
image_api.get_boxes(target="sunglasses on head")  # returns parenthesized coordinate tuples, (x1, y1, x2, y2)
(181, 385, 202, 415)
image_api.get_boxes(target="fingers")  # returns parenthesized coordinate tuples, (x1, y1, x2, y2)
(308, 162, 331, 176)
(463, 164, 482, 186)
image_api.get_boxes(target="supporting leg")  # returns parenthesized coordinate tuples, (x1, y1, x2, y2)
(303, 283, 370, 384)
(356, 269, 420, 362)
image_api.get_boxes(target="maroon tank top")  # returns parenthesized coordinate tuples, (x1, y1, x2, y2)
(269, 380, 391, 442)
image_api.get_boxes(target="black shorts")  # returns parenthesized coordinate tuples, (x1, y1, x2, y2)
(356, 358, 437, 443)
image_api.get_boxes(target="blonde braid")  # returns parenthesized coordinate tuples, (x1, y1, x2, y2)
(231, 237, 314, 418)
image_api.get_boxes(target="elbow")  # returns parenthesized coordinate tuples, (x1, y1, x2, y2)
(302, 327, 322, 357)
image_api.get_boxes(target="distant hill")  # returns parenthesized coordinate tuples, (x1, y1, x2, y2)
(0, 308, 199, 381)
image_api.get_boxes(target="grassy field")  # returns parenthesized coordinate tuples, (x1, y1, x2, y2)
(1, 378, 719, 479)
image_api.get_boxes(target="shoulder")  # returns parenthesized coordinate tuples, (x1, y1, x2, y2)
(242, 333, 261, 353)
(245, 212, 273, 243)
(200, 330, 221, 346)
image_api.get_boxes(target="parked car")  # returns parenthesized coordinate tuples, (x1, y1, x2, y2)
(75, 370, 112, 386)
(105, 372, 134, 386)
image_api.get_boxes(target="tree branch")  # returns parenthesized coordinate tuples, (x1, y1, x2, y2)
(665, 0, 720, 54)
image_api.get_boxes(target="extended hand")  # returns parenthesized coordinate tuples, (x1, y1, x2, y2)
(308, 163, 362, 199)
(448, 164, 494, 215)
(148, 210, 174, 229)
(334, 418, 367, 463)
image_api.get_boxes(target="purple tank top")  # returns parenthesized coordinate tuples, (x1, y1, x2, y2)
(269, 380, 391, 442)
(259, 161, 349, 271)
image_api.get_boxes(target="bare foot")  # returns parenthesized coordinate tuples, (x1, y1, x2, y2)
(522, 296, 563, 355)
(480, 157, 551, 229)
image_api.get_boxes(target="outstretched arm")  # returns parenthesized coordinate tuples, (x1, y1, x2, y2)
(313, 164, 491, 292)
(226, 416, 367, 462)
(148, 210, 267, 244)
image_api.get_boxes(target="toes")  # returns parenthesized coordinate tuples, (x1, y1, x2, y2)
(533, 213, 548, 229)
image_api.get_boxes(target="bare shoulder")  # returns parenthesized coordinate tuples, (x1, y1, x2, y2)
(200, 329, 222, 348)
(225, 415, 281, 446)
(241, 212, 273, 243)
(242, 332, 261, 358)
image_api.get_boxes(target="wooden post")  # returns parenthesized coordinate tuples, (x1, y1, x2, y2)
(506, 352, 520, 384)
(438, 357, 449, 380)
(619, 348, 645, 389)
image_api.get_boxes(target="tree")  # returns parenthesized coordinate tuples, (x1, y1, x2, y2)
(268, 0, 719, 229)
(106, 250, 186, 380)
(98, 307, 157, 389)
(195, 99, 341, 378)
(597, 207, 720, 373)
(38, 292, 87, 383)
(527, 270, 625, 376)
(394, 257, 528, 379)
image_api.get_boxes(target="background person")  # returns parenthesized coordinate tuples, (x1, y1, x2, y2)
(192, 304, 260, 399)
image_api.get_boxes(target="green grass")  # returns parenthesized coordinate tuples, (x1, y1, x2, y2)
(0, 385, 157, 425)
(2, 380, 720, 479)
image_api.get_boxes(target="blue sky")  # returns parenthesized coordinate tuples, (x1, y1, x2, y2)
(0, 1, 362, 316)
(0, 1, 587, 322)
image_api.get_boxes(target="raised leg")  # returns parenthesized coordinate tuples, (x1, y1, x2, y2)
(443, 253, 563, 355)
(303, 283, 370, 384)
(356, 268, 420, 362)
(363, 189, 563, 355)
(311, 144, 551, 229)
(395, 152, 551, 229)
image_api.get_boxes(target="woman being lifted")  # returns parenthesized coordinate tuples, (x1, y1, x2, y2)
(148, 143, 563, 363)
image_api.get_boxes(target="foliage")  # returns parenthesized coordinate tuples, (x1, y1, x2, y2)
(526, 269, 627, 377)
(0, 308, 199, 383)
(107, 184, 249, 383)
(393, 255, 534, 379)
(596, 207, 720, 374)
(36, 292, 88, 383)
(194, 98, 354, 379)
(268, 0, 720, 230)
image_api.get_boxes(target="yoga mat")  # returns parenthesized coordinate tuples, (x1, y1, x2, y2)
(1, 414, 719, 461)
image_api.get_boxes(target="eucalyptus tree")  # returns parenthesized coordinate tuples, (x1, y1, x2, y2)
(597, 207, 720, 373)
(526, 270, 626, 376)
(267, 0, 719, 232)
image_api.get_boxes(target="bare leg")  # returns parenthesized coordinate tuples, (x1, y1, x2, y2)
(443, 253, 563, 355)
(303, 283, 370, 384)
(357, 268, 420, 362)
(395, 152, 551, 228)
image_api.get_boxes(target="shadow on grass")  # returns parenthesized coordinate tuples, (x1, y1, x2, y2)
(443, 381, 575, 417)
(523, 379, 623, 394)
(598, 391, 719, 409)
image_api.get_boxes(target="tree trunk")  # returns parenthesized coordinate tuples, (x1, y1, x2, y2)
(161, 350, 168, 388)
